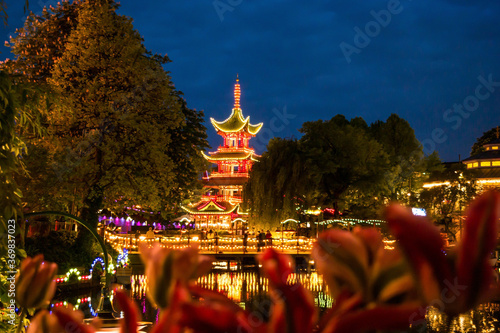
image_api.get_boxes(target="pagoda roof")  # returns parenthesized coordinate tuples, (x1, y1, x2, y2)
(181, 200, 238, 215)
(211, 108, 263, 135)
(201, 150, 260, 162)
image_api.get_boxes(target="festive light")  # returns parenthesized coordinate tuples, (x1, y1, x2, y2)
(234, 75, 241, 108)
(423, 181, 451, 188)
(478, 179, 500, 185)
(117, 249, 129, 268)
(197, 200, 226, 212)
(201, 151, 257, 161)
(280, 219, 299, 224)
(209, 77, 263, 135)
(304, 209, 322, 215)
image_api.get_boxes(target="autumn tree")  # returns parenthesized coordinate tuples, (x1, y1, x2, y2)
(4, 0, 208, 258)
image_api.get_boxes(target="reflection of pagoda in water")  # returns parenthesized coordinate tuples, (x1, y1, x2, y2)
(182, 77, 262, 230)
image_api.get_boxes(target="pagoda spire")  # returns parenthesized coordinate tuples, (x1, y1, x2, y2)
(234, 74, 241, 109)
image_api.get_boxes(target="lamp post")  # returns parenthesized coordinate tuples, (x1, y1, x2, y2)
(24, 211, 119, 323)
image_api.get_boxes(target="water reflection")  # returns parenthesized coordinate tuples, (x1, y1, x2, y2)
(426, 305, 500, 333)
(52, 270, 499, 332)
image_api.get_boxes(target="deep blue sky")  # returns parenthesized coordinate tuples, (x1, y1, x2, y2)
(2, 0, 500, 161)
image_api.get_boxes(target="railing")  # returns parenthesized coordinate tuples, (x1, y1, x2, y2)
(203, 172, 249, 179)
(105, 232, 314, 254)
(216, 146, 255, 152)
(200, 194, 243, 203)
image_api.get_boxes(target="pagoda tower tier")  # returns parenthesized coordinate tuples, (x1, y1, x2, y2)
(181, 76, 262, 231)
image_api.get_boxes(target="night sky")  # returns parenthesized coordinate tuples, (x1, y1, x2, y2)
(2, 0, 500, 162)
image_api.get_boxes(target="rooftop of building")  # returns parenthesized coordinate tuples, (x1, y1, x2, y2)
(210, 77, 263, 135)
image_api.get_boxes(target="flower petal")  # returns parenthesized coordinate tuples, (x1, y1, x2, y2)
(312, 230, 369, 298)
(385, 204, 452, 302)
(457, 190, 500, 310)
(258, 249, 316, 333)
(115, 290, 141, 333)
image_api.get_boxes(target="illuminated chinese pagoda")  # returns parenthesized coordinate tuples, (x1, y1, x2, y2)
(181, 76, 263, 231)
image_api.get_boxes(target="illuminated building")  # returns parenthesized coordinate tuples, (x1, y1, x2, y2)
(181, 76, 262, 231)
(423, 128, 500, 190)
(462, 128, 500, 189)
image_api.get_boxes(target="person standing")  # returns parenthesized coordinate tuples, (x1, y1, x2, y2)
(257, 230, 265, 252)
(134, 229, 140, 247)
(146, 227, 155, 239)
(243, 231, 248, 253)
(208, 229, 214, 250)
(214, 231, 219, 253)
(266, 230, 272, 246)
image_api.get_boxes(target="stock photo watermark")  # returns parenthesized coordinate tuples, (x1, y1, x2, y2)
(340, 0, 411, 64)
(5, 0, 58, 41)
(253, 106, 296, 151)
(6, 218, 17, 326)
(213, 0, 243, 22)
(422, 73, 500, 155)
(389, 73, 499, 183)
(409, 278, 468, 331)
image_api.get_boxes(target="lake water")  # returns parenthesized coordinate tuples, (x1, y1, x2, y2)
(52, 270, 500, 332)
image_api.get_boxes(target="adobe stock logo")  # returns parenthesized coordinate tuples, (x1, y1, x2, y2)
(213, 0, 243, 22)
(253, 106, 296, 152)
(340, 0, 411, 64)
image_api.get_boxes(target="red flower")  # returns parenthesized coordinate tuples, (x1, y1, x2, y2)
(385, 190, 500, 317)
(258, 249, 316, 333)
(27, 306, 100, 333)
(456, 190, 500, 311)
(312, 227, 420, 332)
(139, 244, 212, 309)
(115, 290, 141, 333)
(16, 255, 58, 309)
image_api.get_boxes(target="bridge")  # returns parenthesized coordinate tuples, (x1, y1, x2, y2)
(105, 232, 314, 254)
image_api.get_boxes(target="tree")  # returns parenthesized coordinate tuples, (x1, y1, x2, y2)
(245, 138, 308, 226)
(4, 0, 208, 260)
(300, 115, 390, 215)
(246, 115, 395, 227)
(470, 126, 500, 156)
(369, 114, 424, 203)
(419, 163, 477, 243)
(0, 71, 45, 242)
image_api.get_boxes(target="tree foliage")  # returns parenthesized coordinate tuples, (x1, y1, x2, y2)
(0, 71, 45, 243)
(244, 138, 308, 226)
(3, 0, 208, 258)
(300, 115, 390, 212)
(370, 113, 424, 202)
(419, 164, 477, 242)
(245, 114, 434, 226)
(470, 125, 500, 156)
